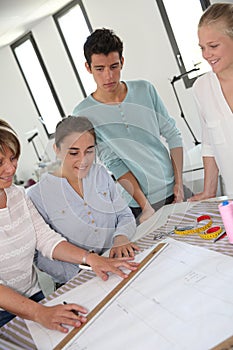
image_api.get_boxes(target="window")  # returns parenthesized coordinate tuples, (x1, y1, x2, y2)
(12, 33, 64, 136)
(156, 0, 211, 88)
(54, 0, 95, 97)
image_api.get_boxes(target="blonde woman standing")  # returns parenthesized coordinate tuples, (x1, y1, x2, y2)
(190, 3, 233, 201)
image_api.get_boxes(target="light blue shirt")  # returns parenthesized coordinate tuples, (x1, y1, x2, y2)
(27, 164, 136, 283)
(73, 80, 183, 207)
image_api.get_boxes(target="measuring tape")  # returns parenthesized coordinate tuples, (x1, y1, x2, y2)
(174, 215, 222, 240)
(199, 226, 222, 240)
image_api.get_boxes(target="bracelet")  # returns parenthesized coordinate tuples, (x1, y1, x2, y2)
(82, 250, 95, 265)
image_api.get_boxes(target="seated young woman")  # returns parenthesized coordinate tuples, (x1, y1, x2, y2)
(27, 116, 139, 284)
(0, 118, 138, 330)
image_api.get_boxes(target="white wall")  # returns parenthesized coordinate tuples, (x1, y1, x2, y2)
(33, 16, 84, 114)
(0, 45, 49, 181)
(0, 0, 213, 183)
(0, 15, 84, 182)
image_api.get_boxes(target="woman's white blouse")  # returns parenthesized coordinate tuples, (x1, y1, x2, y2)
(0, 185, 65, 300)
(193, 71, 233, 195)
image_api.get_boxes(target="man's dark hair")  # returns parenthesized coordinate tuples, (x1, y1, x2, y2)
(84, 28, 123, 67)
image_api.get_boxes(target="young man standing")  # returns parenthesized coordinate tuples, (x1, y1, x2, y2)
(73, 28, 190, 223)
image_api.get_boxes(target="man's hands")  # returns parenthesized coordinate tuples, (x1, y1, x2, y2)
(173, 183, 184, 203)
(139, 201, 155, 224)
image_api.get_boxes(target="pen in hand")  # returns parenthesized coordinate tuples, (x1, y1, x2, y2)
(63, 301, 79, 316)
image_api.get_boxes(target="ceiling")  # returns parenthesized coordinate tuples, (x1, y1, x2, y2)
(0, 0, 72, 48)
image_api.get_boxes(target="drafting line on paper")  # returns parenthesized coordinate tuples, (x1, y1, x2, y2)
(54, 242, 168, 350)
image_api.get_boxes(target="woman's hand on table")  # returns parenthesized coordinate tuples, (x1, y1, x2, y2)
(87, 252, 139, 281)
(188, 191, 215, 202)
(109, 235, 140, 258)
(34, 303, 88, 333)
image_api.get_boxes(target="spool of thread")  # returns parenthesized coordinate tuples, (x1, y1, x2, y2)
(218, 200, 233, 244)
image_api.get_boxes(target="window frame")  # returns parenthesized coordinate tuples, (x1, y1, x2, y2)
(155, 0, 211, 88)
(53, 0, 93, 98)
(11, 32, 65, 137)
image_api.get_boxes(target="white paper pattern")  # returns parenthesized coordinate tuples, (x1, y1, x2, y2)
(26, 239, 233, 350)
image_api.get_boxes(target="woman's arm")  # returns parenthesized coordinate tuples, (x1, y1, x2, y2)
(188, 156, 219, 201)
(52, 241, 138, 281)
(0, 284, 87, 333)
(170, 147, 184, 203)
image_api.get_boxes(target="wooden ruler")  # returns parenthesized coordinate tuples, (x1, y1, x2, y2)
(54, 242, 168, 350)
(211, 335, 233, 350)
